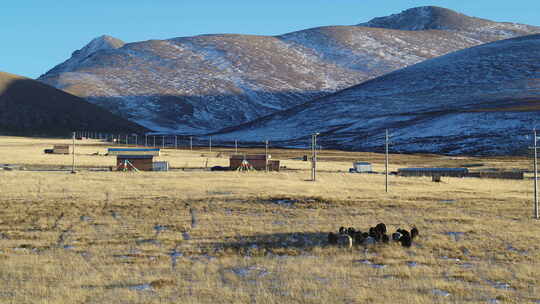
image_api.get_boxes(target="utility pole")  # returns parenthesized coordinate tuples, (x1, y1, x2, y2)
(153, 136, 156, 147)
(385, 129, 389, 193)
(134, 134, 138, 147)
(71, 132, 76, 174)
(265, 140, 269, 173)
(235, 140, 238, 154)
(312, 133, 319, 181)
(190, 136, 193, 151)
(209, 136, 212, 152)
(162, 135, 165, 149)
(145, 134, 148, 147)
(175, 136, 177, 149)
(535, 129, 539, 219)
(125, 134, 128, 146)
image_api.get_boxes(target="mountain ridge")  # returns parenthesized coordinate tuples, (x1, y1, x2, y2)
(213, 34, 540, 155)
(38, 7, 540, 134)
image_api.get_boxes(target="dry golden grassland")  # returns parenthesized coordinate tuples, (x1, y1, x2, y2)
(0, 136, 539, 303)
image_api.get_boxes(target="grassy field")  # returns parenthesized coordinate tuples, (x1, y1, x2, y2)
(0, 136, 539, 303)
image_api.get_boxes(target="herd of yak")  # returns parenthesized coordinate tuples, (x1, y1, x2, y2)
(328, 223, 419, 248)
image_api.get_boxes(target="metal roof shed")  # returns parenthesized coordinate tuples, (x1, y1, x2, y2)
(397, 168, 468, 177)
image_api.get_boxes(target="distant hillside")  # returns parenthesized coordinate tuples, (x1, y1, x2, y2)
(214, 34, 540, 155)
(0, 71, 147, 136)
(38, 7, 540, 134)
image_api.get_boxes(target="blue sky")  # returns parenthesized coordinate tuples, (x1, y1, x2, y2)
(1, 0, 539, 78)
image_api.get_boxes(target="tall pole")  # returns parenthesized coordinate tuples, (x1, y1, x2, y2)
(312, 133, 318, 181)
(134, 134, 138, 147)
(265, 140, 269, 173)
(235, 140, 238, 154)
(535, 129, 539, 219)
(125, 134, 128, 146)
(153, 136, 156, 147)
(209, 136, 212, 153)
(175, 136, 177, 149)
(311, 134, 314, 181)
(145, 134, 148, 147)
(71, 132, 76, 174)
(162, 135, 165, 149)
(385, 129, 389, 193)
(190, 136, 193, 151)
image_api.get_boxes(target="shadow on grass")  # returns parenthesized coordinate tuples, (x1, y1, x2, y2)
(207, 231, 330, 256)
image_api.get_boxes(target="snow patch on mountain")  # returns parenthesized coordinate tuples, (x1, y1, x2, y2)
(38, 7, 540, 135)
(214, 34, 540, 155)
(42, 35, 125, 77)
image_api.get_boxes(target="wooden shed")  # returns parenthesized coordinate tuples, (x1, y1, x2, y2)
(108, 148, 160, 156)
(53, 145, 70, 154)
(229, 154, 280, 171)
(117, 155, 154, 171)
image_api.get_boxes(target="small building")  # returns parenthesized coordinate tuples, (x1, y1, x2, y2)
(268, 160, 280, 171)
(229, 154, 280, 171)
(117, 155, 154, 171)
(53, 145, 70, 154)
(398, 167, 469, 178)
(108, 148, 160, 156)
(153, 161, 169, 172)
(352, 162, 372, 173)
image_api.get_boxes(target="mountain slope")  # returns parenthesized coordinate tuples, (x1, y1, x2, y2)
(44, 35, 125, 78)
(38, 7, 540, 134)
(214, 34, 540, 155)
(0, 71, 147, 136)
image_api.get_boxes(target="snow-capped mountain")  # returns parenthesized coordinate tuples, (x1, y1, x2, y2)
(214, 34, 540, 155)
(38, 7, 540, 134)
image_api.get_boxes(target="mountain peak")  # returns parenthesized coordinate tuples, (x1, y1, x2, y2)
(358, 6, 491, 31)
(74, 34, 125, 58)
(40, 35, 125, 78)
